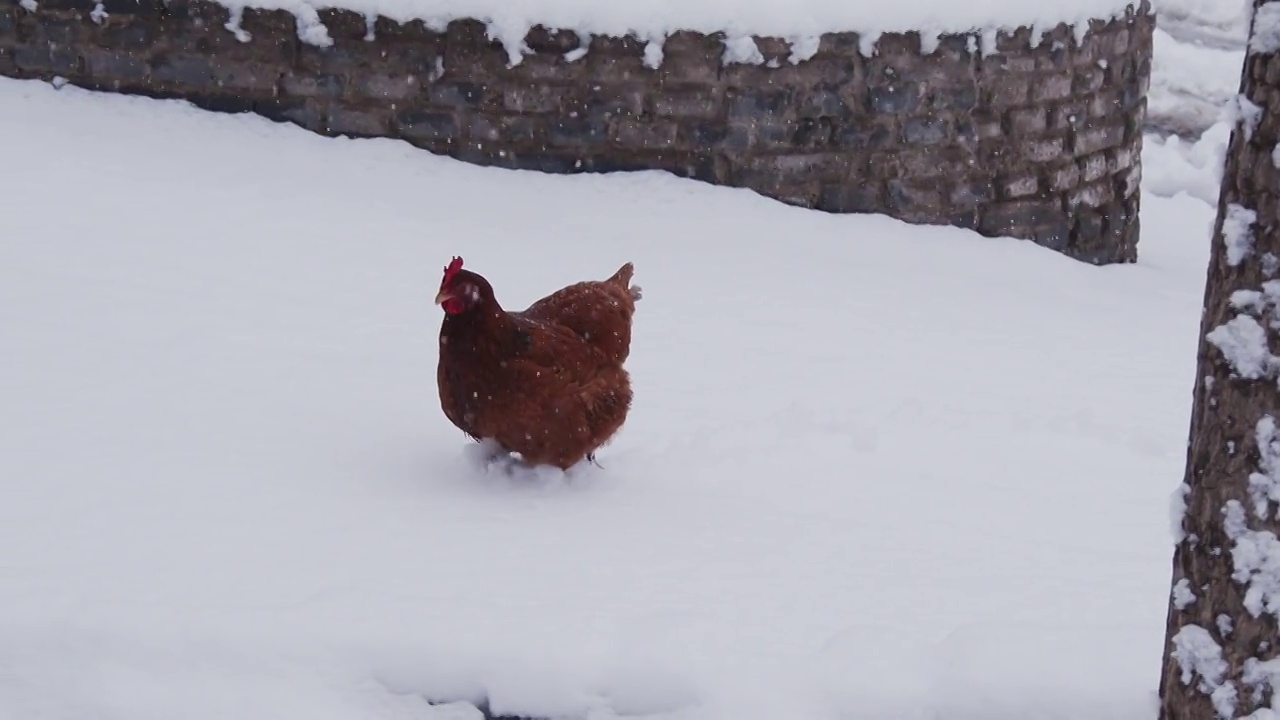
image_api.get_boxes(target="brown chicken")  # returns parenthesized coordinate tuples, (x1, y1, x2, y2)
(434, 257, 642, 470)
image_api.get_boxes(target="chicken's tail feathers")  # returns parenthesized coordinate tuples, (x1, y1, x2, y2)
(609, 262, 642, 301)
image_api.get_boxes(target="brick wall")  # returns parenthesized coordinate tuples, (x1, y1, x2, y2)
(0, 0, 1154, 264)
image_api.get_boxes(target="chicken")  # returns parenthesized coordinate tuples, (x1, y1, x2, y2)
(434, 257, 641, 470)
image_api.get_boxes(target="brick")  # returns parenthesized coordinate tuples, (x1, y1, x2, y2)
(152, 55, 275, 93)
(950, 178, 995, 208)
(1088, 90, 1121, 118)
(395, 109, 458, 142)
(903, 115, 950, 144)
(679, 121, 751, 151)
(326, 109, 389, 136)
(615, 118, 677, 148)
(820, 183, 881, 213)
(1049, 101, 1086, 130)
(1080, 152, 1108, 182)
(1073, 123, 1125, 155)
(727, 89, 791, 122)
(1023, 137, 1065, 163)
(1000, 173, 1040, 198)
(1047, 162, 1081, 191)
(281, 74, 343, 97)
(982, 78, 1029, 107)
(652, 88, 721, 118)
(1006, 106, 1047, 135)
(835, 120, 895, 149)
(1074, 68, 1106, 94)
(1122, 165, 1141, 198)
(358, 74, 421, 101)
(14, 45, 80, 75)
(100, 0, 166, 14)
(793, 117, 835, 148)
(798, 87, 851, 118)
(979, 199, 1063, 236)
(886, 180, 945, 222)
(254, 97, 322, 130)
(503, 84, 560, 113)
(1032, 74, 1073, 101)
(867, 83, 919, 115)
(756, 121, 799, 150)
(928, 82, 978, 111)
(1067, 179, 1114, 208)
(548, 117, 608, 147)
(84, 48, 148, 85)
(96, 21, 154, 50)
(429, 82, 488, 108)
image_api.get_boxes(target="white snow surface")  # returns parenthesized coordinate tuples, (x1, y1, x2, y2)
(212, 0, 1139, 60)
(0, 71, 1219, 719)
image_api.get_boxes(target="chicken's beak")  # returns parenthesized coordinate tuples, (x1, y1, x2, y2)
(434, 289, 454, 305)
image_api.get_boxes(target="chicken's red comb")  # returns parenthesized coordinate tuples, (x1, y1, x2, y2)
(442, 256, 463, 285)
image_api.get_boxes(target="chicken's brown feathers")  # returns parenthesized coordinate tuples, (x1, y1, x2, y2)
(436, 260, 639, 470)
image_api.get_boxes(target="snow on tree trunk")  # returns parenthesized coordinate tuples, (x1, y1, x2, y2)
(1159, 2, 1280, 717)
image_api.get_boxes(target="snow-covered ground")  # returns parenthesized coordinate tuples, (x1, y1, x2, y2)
(0, 0, 1254, 714)
(0, 74, 1217, 719)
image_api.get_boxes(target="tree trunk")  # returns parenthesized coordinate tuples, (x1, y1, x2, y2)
(1159, 2, 1280, 717)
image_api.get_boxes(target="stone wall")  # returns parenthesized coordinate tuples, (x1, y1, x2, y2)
(0, 0, 1154, 263)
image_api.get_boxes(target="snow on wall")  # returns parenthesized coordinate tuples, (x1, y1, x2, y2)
(196, 0, 1142, 66)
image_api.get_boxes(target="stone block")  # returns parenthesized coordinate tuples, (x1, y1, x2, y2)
(1022, 136, 1066, 163)
(14, 45, 79, 74)
(1066, 179, 1114, 208)
(679, 120, 751, 151)
(999, 172, 1040, 198)
(615, 118, 678, 148)
(1031, 74, 1073, 101)
(793, 116, 835, 148)
(835, 120, 895, 149)
(395, 109, 458, 142)
(886, 179, 945, 222)
(84, 48, 148, 85)
(981, 77, 1029, 107)
(1005, 106, 1047, 135)
(1074, 67, 1106, 94)
(928, 82, 978, 111)
(326, 108, 390, 137)
(1047, 162, 1081, 191)
(866, 82, 919, 115)
(428, 81, 488, 108)
(503, 84, 561, 113)
(357, 74, 423, 101)
(1072, 122, 1124, 155)
(99, 20, 156, 50)
(727, 88, 792, 122)
(1049, 100, 1086, 130)
(979, 198, 1064, 236)
(255, 97, 322, 130)
(99, 0, 165, 14)
(820, 183, 882, 213)
(950, 178, 996, 208)
(316, 8, 368, 41)
(652, 87, 722, 118)
(281, 73, 343, 97)
(1079, 152, 1109, 182)
(903, 115, 951, 145)
(547, 117, 608, 147)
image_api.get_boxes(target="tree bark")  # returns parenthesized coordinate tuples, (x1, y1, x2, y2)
(1159, 2, 1280, 717)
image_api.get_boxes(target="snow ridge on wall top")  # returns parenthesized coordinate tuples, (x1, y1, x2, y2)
(207, 0, 1145, 61)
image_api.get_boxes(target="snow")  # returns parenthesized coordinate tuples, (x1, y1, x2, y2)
(0, 11, 1243, 714)
(1251, 416, 1280, 519)
(1174, 578, 1198, 608)
(1171, 624, 1236, 719)
(1206, 315, 1272, 379)
(1251, 1, 1280, 55)
(1224, 203, 1259, 267)
(212, 0, 1140, 65)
